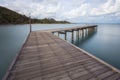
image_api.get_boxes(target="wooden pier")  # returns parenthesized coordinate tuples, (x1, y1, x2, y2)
(3, 25, 120, 80)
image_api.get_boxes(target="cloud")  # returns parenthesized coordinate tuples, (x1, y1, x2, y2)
(0, 0, 59, 18)
(61, 3, 90, 19)
(0, 0, 120, 23)
(115, 12, 120, 16)
(90, 0, 120, 16)
(30, 0, 59, 18)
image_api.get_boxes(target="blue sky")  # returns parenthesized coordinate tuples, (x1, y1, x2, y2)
(0, 0, 120, 23)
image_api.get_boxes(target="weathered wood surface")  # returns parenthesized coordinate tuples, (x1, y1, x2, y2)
(39, 25, 97, 33)
(3, 26, 120, 80)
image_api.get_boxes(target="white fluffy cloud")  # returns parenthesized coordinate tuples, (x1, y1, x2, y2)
(90, 0, 120, 16)
(0, 0, 120, 23)
(62, 3, 90, 19)
(30, 0, 59, 18)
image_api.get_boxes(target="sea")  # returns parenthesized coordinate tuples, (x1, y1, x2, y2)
(0, 23, 120, 79)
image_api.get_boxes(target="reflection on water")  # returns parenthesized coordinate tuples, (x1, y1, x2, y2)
(57, 27, 97, 46)
(74, 28, 97, 46)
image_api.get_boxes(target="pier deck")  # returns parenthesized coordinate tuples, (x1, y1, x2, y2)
(3, 26, 120, 80)
(40, 25, 97, 33)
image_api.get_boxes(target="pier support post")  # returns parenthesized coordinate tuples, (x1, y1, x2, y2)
(82, 29, 84, 36)
(79, 29, 82, 37)
(52, 32, 54, 34)
(29, 14, 32, 33)
(94, 27, 97, 32)
(58, 31, 67, 40)
(86, 28, 88, 37)
(71, 30, 74, 43)
(65, 31, 67, 40)
(58, 32, 59, 36)
(76, 29, 80, 40)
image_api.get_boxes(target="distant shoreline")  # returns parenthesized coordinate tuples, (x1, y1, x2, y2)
(1, 22, 120, 25)
(0, 23, 71, 25)
(0, 6, 70, 25)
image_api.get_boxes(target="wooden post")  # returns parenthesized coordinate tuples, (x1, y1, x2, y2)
(82, 29, 84, 39)
(86, 28, 88, 36)
(81, 29, 84, 35)
(65, 31, 67, 40)
(52, 32, 54, 35)
(79, 29, 81, 37)
(58, 32, 59, 36)
(29, 14, 32, 33)
(76, 29, 79, 40)
(71, 30, 74, 42)
(94, 27, 97, 32)
(78, 29, 79, 36)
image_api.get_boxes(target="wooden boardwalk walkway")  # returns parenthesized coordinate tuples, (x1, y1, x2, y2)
(40, 25, 97, 33)
(3, 26, 120, 80)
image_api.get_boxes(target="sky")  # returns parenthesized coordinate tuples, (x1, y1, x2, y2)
(0, 0, 120, 23)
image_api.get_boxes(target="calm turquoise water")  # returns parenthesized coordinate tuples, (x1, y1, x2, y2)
(0, 24, 120, 79)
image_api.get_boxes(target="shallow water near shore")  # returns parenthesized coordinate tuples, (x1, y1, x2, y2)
(0, 23, 120, 79)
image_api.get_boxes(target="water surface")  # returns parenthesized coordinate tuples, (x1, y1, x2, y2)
(0, 24, 120, 79)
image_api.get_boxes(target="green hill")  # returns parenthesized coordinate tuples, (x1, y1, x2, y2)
(0, 6, 70, 24)
(0, 6, 29, 24)
(31, 18, 70, 24)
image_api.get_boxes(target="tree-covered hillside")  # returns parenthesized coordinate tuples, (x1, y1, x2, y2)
(0, 6, 29, 24)
(0, 6, 70, 24)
